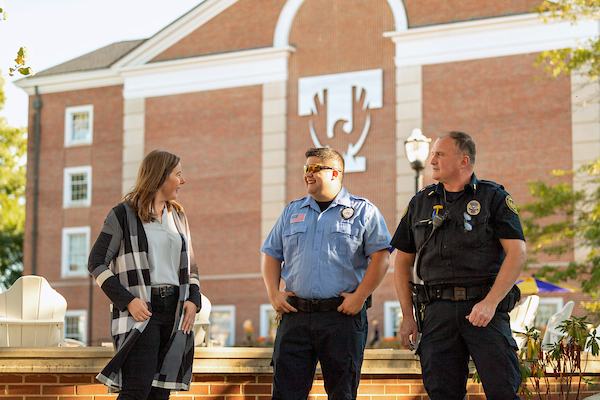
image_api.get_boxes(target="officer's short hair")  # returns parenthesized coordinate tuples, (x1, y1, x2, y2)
(305, 147, 345, 174)
(441, 131, 476, 166)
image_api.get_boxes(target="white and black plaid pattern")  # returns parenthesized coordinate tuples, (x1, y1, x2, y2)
(89, 202, 199, 392)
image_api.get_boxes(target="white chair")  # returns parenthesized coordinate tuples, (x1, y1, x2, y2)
(541, 301, 575, 350)
(193, 293, 212, 347)
(509, 295, 540, 350)
(0, 275, 80, 347)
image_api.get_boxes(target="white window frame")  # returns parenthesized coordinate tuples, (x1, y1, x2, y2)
(535, 297, 564, 328)
(61, 226, 91, 278)
(63, 166, 92, 208)
(259, 303, 278, 340)
(209, 305, 236, 347)
(64, 105, 93, 147)
(384, 301, 403, 338)
(65, 310, 87, 345)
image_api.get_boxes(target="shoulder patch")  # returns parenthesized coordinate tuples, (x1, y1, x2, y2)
(506, 195, 518, 214)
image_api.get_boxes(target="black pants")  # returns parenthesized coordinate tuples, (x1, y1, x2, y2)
(118, 293, 177, 400)
(271, 305, 368, 400)
(417, 300, 521, 400)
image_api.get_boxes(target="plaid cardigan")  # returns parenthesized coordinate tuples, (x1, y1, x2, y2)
(88, 202, 200, 392)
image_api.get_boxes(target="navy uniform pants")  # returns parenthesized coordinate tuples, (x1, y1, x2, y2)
(417, 300, 521, 400)
(271, 305, 368, 400)
(118, 292, 178, 400)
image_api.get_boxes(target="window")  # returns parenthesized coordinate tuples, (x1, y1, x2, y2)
(209, 305, 235, 347)
(259, 304, 278, 344)
(535, 297, 563, 329)
(63, 166, 92, 208)
(65, 105, 93, 146)
(65, 310, 87, 345)
(383, 301, 403, 338)
(61, 227, 90, 277)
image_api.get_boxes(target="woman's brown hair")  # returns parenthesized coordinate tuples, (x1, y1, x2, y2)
(123, 150, 183, 222)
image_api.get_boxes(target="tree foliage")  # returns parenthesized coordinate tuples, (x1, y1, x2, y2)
(534, 0, 600, 80)
(0, 75, 26, 289)
(0, 2, 34, 78)
(521, 164, 600, 298)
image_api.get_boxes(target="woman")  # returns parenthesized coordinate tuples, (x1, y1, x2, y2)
(88, 150, 201, 400)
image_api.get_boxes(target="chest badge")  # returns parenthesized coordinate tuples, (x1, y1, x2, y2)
(341, 207, 355, 220)
(466, 200, 481, 216)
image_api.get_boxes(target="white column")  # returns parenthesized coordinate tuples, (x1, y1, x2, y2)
(395, 66, 423, 224)
(572, 71, 600, 261)
(122, 98, 146, 195)
(261, 82, 287, 241)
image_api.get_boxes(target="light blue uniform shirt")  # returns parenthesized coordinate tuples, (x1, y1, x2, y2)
(261, 187, 391, 299)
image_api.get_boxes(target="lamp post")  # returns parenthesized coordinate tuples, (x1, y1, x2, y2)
(404, 129, 431, 192)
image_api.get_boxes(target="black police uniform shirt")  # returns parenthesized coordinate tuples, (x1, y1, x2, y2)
(390, 174, 525, 286)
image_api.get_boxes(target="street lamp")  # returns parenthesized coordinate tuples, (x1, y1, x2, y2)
(404, 129, 431, 192)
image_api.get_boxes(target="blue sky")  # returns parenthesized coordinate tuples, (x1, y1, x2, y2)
(1, 0, 204, 128)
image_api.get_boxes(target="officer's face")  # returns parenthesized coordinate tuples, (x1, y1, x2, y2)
(430, 136, 463, 184)
(304, 156, 340, 201)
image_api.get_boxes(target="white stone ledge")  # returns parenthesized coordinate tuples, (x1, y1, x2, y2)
(4, 347, 599, 375)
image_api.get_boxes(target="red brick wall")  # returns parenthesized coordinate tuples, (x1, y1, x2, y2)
(1, 372, 598, 399)
(151, 0, 287, 62)
(403, 0, 542, 27)
(24, 86, 124, 346)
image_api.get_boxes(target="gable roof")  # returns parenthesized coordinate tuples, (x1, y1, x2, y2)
(33, 40, 146, 78)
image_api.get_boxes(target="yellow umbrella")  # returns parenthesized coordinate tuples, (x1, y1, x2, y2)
(516, 277, 578, 294)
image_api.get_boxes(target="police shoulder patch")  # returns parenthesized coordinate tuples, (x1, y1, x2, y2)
(506, 195, 518, 215)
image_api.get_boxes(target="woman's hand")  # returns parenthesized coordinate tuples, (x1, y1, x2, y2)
(127, 298, 152, 322)
(181, 300, 197, 334)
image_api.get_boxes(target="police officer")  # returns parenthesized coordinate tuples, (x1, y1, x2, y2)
(261, 147, 391, 400)
(391, 132, 526, 400)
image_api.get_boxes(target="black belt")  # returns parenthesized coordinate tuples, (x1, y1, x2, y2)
(287, 296, 344, 312)
(427, 285, 491, 301)
(151, 286, 178, 298)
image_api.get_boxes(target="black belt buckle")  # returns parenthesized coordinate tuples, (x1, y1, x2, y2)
(454, 287, 467, 301)
(154, 286, 176, 298)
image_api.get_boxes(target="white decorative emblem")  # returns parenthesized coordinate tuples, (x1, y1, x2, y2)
(298, 69, 383, 173)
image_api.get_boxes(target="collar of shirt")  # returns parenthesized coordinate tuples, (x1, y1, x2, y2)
(434, 173, 479, 196)
(299, 186, 352, 213)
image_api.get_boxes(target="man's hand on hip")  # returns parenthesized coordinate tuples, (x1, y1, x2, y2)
(338, 292, 366, 315)
(270, 291, 298, 314)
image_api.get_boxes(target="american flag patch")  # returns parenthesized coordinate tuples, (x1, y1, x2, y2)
(290, 213, 306, 223)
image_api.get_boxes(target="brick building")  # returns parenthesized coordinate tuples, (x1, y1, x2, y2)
(15, 0, 600, 346)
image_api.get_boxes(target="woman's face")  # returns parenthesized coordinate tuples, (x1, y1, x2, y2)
(157, 162, 185, 202)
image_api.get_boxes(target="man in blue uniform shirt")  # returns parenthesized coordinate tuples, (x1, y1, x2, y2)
(391, 132, 527, 400)
(261, 147, 391, 400)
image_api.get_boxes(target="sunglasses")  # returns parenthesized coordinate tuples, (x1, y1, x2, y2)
(303, 164, 339, 174)
(463, 212, 473, 232)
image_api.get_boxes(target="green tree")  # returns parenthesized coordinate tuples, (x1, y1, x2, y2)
(0, 74, 26, 289)
(534, 0, 600, 80)
(521, 165, 600, 299)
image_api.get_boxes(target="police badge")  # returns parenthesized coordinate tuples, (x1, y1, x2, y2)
(341, 207, 355, 220)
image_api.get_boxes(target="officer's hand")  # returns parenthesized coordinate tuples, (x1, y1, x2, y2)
(338, 292, 365, 315)
(466, 299, 496, 327)
(181, 301, 197, 334)
(270, 291, 298, 314)
(127, 298, 152, 322)
(400, 318, 419, 350)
